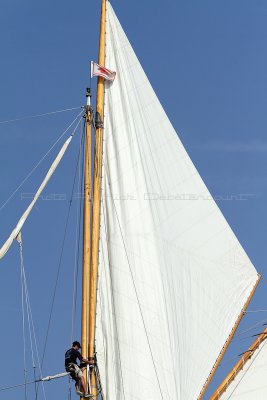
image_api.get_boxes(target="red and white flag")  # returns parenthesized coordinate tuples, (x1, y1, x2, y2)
(91, 61, 116, 81)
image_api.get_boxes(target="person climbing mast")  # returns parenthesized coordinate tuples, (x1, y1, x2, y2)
(65, 341, 92, 398)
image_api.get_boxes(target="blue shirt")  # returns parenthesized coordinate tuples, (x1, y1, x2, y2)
(65, 348, 82, 367)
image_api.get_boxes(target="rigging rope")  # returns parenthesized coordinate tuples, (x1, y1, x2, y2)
(17, 234, 47, 400)
(0, 110, 84, 212)
(0, 106, 82, 125)
(71, 120, 85, 344)
(22, 264, 44, 400)
(218, 325, 267, 366)
(68, 376, 72, 400)
(0, 372, 70, 393)
(18, 233, 28, 400)
(23, 264, 36, 367)
(67, 120, 85, 400)
(234, 317, 267, 339)
(35, 117, 84, 398)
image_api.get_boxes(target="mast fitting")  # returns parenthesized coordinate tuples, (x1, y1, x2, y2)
(95, 111, 103, 129)
(84, 87, 93, 116)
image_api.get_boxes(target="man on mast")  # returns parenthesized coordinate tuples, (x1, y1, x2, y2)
(65, 341, 92, 398)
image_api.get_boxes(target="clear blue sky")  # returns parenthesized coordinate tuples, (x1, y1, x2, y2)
(0, 0, 267, 399)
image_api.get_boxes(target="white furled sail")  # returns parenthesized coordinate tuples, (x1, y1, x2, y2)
(219, 333, 267, 399)
(0, 135, 73, 260)
(95, 3, 259, 399)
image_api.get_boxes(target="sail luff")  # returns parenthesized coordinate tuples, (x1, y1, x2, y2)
(198, 273, 261, 400)
(211, 319, 267, 400)
(89, 0, 106, 396)
(81, 110, 92, 396)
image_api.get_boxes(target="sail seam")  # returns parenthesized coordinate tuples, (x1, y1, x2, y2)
(100, 203, 126, 400)
(102, 161, 164, 400)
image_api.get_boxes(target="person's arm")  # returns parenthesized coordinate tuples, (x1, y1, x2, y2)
(77, 350, 90, 364)
(79, 352, 96, 365)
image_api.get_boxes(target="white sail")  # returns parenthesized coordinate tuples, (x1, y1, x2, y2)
(95, 3, 259, 399)
(219, 336, 267, 399)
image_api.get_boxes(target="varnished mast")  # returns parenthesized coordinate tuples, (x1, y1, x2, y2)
(81, 90, 93, 397)
(211, 324, 267, 399)
(198, 274, 261, 400)
(89, 0, 107, 397)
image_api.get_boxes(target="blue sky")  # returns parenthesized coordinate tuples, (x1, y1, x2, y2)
(0, 0, 267, 399)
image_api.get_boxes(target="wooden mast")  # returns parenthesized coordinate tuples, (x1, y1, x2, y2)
(198, 274, 261, 400)
(81, 93, 93, 396)
(89, 0, 106, 396)
(210, 325, 267, 400)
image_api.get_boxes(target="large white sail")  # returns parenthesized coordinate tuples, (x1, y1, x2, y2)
(219, 336, 267, 399)
(95, 3, 259, 399)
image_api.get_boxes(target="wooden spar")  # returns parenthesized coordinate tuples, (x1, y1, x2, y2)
(198, 274, 261, 400)
(210, 325, 267, 400)
(89, 0, 106, 396)
(81, 107, 92, 395)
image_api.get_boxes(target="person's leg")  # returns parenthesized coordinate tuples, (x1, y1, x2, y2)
(73, 364, 89, 395)
(73, 376, 82, 394)
(79, 376, 87, 394)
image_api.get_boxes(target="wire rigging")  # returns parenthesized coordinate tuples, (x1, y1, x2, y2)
(218, 323, 267, 366)
(0, 106, 82, 125)
(67, 120, 85, 400)
(19, 234, 28, 400)
(41, 116, 83, 365)
(0, 372, 70, 393)
(34, 116, 84, 398)
(234, 318, 267, 339)
(18, 235, 47, 400)
(23, 267, 36, 367)
(0, 110, 84, 212)
(71, 120, 85, 344)
(22, 262, 46, 400)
